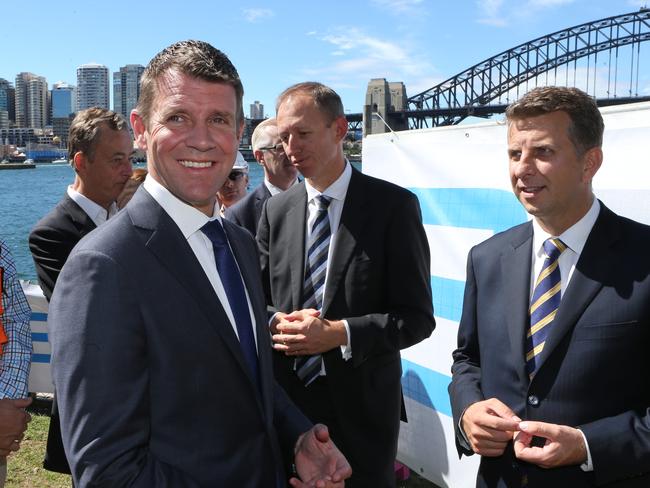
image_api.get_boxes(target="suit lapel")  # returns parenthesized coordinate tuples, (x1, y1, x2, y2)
(286, 186, 308, 308)
(536, 204, 618, 371)
(61, 194, 96, 236)
(128, 190, 262, 401)
(322, 170, 366, 315)
(502, 223, 534, 385)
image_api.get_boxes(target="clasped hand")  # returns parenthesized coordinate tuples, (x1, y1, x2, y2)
(272, 309, 347, 356)
(462, 398, 587, 468)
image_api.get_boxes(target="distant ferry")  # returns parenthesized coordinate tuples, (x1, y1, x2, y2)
(52, 158, 69, 164)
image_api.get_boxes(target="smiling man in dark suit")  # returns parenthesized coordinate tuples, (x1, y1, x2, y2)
(257, 82, 435, 487)
(47, 41, 350, 488)
(225, 118, 298, 236)
(449, 86, 650, 487)
(29, 107, 134, 481)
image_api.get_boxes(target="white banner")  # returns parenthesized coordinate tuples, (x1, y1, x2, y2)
(362, 101, 650, 487)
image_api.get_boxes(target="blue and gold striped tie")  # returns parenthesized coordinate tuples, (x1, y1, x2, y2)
(525, 238, 567, 377)
(295, 195, 332, 386)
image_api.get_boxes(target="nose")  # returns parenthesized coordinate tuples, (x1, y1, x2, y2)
(513, 149, 535, 179)
(186, 121, 216, 152)
(284, 134, 300, 160)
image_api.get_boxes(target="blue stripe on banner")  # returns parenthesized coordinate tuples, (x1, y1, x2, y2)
(31, 312, 47, 322)
(32, 353, 51, 363)
(401, 358, 452, 417)
(431, 275, 465, 323)
(408, 188, 528, 233)
(31, 332, 48, 342)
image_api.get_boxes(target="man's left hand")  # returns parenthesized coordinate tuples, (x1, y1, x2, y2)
(272, 310, 347, 356)
(290, 424, 352, 487)
(513, 421, 587, 468)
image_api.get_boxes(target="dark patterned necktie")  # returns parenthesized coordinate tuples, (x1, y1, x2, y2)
(295, 195, 332, 386)
(525, 238, 567, 377)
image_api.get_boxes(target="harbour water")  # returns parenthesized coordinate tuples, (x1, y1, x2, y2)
(0, 161, 266, 280)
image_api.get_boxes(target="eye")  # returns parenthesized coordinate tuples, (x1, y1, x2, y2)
(167, 114, 184, 123)
(279, 134, 289, 143)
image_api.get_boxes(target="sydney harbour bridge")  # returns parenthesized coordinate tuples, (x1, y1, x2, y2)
(344, 9, 650, 135)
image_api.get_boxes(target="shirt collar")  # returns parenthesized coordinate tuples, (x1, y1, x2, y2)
(142, 175, 220, 239)
(67, 186, 117, 226)
(305, 160, 352, 203)
(264, 177, 298, 196)
(532, 197, 600, 257)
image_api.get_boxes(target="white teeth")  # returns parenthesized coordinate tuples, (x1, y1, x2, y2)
(179, 160, 212, 168)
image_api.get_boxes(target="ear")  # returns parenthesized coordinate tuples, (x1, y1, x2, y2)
(334, 115, 348, 142)
(72, 151, 87, 174)
(582, 146, 603, 182)
(131, 110, 148, 151)
(237, 119, 245, 143)
(254, 149, 266, 167)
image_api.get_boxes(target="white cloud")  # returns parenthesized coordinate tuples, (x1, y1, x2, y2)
(242, 8, 274, 23)
(627, 0, 649, 7)
(370, 0, 425, 13)
(476, 0, 507, 26)
(300, 27, 440, 100)
(526, 0, 575, 7)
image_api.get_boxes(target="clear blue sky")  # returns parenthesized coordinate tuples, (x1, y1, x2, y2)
(2, 0, 647, 116)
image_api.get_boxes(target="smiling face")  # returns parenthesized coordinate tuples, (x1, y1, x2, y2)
(276, 94, 347, 191)
(508, 110, 602, 235)
(131, 69, 243, 216)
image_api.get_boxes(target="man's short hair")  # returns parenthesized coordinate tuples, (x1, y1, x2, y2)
(137, 40, 244, 127)
(276, 82, 344, 125)
(505, 86, 604, 155)
(251, 118, 277, 151)
(68, 107, 129, 163)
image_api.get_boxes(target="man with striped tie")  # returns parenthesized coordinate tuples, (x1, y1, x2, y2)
(449, 86, 650, 487)
(258, 82, 435, 487)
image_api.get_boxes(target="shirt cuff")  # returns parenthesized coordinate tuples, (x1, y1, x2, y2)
(578, 429, 593, 471)
(339, 320, 352, 360)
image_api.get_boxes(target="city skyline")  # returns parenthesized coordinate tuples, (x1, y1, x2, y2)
(2, 1, 646, 117)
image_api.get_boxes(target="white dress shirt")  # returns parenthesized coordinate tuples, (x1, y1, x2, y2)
(304, 161, 353, 367)
(530, 197, 600, 471)
(143, 176, 258, 348)
(67, 186, 118, 226)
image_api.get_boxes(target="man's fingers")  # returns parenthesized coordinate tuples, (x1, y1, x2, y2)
(11, 398, 32, 409)
(519, 421, 554, 439)
(485, 398, 520, 422)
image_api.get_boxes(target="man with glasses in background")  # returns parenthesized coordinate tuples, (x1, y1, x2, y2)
(217, 151, 250, 216)
(226, 118, 298, 236)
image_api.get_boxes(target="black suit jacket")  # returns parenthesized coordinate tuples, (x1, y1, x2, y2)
(48, 187, 311, 487)
(225, 183, 271, 237)
(449, 203, 650, 487)
(258, 168, 435, 486)
(29, 193, 97, 474)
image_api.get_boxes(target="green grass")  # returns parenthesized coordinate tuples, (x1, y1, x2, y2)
(6, 401, 438, 487)
(6, 412, 69, 488)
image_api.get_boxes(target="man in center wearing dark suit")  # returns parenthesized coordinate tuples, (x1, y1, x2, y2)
(257, 82, 435, 487)
(29, 107, 134, 481)
(449, 86, 650, 487)
(225, 118, 298, 236)
(47, 40, 350, 488)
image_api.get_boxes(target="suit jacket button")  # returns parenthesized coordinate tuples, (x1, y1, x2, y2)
(527, 395, 539, 406)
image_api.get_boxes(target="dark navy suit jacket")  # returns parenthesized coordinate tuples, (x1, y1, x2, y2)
(48, 187, 311, 487)
(449, 203, 650, 487)
(225, 183, 271, 237)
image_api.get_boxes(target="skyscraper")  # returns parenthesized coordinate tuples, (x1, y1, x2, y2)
(250, 100, 264, 119)
(51, 82, 76, 145)
(77, 63, 109, 111)
(15, 72, 48, 128)
(0, 78, 15, 130)
(113, 64, 144, 119)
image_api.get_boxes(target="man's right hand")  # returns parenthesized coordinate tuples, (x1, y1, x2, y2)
(0, 398, 32, 456)
(461, 398, 520, 457)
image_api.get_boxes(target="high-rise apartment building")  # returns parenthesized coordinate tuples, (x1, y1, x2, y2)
(113, 64, 144, 119)
(15, 72, 48, 128)
(51, 82, 76, 145)
(0, 78, 15, 129)
(250, 100, 264, 119)
(77, 63, 109, 111)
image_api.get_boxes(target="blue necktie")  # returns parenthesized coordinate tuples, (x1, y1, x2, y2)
(525, 238, 567, 377)
(201, 220, 260, 390)
(295, 195, 332, 386)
